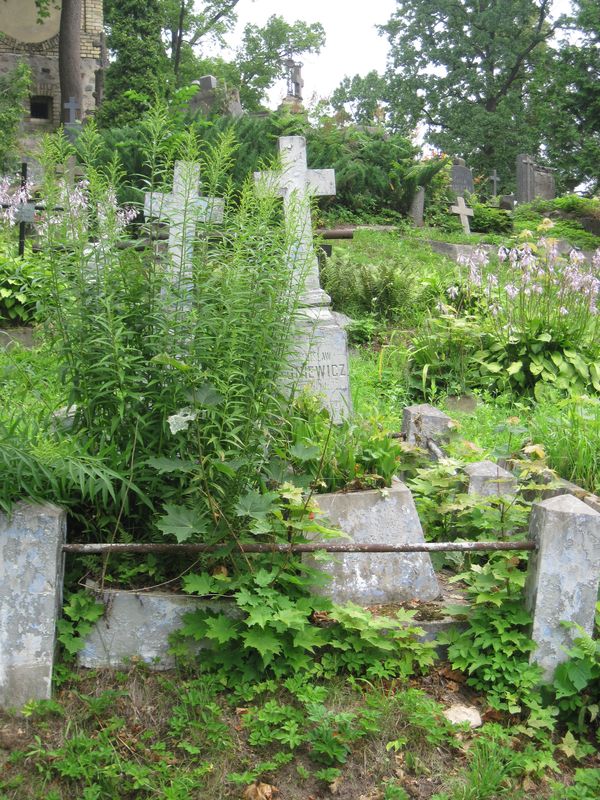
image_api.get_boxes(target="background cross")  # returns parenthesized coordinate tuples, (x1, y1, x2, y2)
(489, 169, 500, 195)
(144, 161, 224, 304)
(254, 136, 335, 305)
(451, 196, 474, 234)
(63, 96, 80, 124)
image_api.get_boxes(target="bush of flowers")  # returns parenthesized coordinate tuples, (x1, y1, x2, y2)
(448, 220, 600, 395)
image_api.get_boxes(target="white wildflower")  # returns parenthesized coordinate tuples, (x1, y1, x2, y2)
(168, 407, 197, 434)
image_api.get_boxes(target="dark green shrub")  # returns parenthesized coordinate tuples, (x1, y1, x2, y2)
(471, 203, 513, 234)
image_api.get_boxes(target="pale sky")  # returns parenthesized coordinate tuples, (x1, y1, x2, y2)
(224, 0, 398, 108)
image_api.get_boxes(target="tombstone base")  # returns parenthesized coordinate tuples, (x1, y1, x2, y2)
(289, 305, 352, 422)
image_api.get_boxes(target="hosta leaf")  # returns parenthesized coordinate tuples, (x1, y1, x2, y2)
(289, 443, 321, 461)
(156, 503, 208, 542)
(507, 360, 523, 376)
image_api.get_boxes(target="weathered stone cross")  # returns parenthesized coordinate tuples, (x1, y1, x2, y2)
(63, 96, 80, 124)
(254, 136, 335, 306)
(253, 136, 352, 422)
(144, 161, 224, 301)
(451, 196, 474, 234)
(489, 169, 500, 195)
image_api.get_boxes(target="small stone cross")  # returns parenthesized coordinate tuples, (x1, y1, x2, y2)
(254, 136, 335, 305)
(489, 169, 500, 195)
(451, 196, 474, 234)
(144, 161, 224, 303)
(63, 96, 80, 124)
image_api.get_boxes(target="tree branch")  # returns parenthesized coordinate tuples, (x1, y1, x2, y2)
(188, 0, 241, 47)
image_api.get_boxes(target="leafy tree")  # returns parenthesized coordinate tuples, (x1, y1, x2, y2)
(535, 0, 600, 191)
(99, 0, 172, 127)
(380, 0, 560, 183)
(0, 62, 31, 171)
(161, 0, 241, 84)
(233, 15, 326, 111)
(330, 71, 389, 127)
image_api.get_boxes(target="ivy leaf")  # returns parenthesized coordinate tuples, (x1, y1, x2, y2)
(156, 504, 208, 543)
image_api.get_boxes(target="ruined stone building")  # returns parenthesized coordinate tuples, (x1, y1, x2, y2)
(0, 0, 103, 130)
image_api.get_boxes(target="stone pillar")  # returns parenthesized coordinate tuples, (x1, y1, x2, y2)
(408, 187, 425, 227)
(464, 460, 517, 497)
(0, 503, 66, 710)
(525, 495, 600, 682)
(402, 404, 452, 449)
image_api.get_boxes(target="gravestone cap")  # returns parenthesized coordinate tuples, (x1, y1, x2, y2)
(198, 75, 218, 91)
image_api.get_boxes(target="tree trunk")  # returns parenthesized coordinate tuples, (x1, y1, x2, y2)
(59, 0, 82, 123)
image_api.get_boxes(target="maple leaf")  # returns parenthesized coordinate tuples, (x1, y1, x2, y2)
(241, 628, 282, 663)
(156, 504, 208, 543)
(203, 615, 238, 644)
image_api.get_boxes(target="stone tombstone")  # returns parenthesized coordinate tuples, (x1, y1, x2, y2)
(307, 479, 441, 604)
(409, 186, 425, 227)
(516, 154, 556, 204)
(451, 158, 474, 196)
(0, 503, 66, 710)
(189, 74, 243, 118)
(144, 160, 224, 310)
(254, 136, 352, 421)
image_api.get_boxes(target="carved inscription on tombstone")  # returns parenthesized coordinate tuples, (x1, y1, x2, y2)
(286, 309, 352, 422)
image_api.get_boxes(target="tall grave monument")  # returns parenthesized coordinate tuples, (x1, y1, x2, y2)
(255, 137, 352, 421)
(516, 154, 556, 204)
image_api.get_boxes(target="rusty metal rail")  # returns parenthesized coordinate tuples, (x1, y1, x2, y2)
(62, 540, 536, 555)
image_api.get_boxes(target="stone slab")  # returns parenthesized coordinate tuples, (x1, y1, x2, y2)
(525, 494, 600, 682)
(0, 326, 36, 349)
(78, 591, 237, 670)
(307, 479, 440, 604)
(423, 239, 494, 263)
(0, 503, 66, 710)
(464, 460, 517, 497)
(402, 404, 452, 448)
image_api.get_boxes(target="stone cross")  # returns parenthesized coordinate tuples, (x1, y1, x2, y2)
(489, 169, 500, 195)
(254, 136, 352, 422)
(254, 136, 335, 306)
(144, 161, 224, 302)
(63, 96, 80, 124)
(451, 196, 474, 234)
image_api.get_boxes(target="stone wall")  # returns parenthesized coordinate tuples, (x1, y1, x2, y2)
(0, 0, 103, 129)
